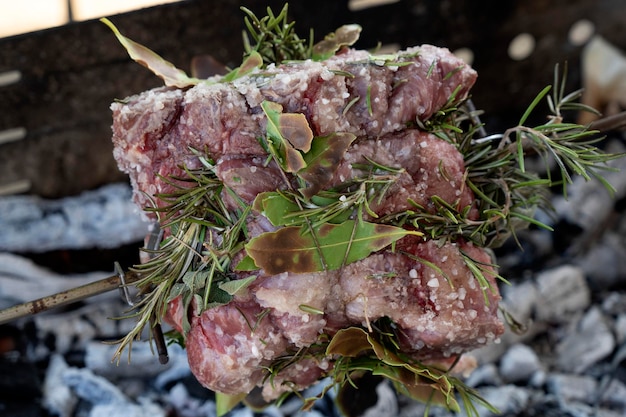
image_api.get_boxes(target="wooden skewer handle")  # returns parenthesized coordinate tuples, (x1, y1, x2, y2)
(0, 271, 140, 325)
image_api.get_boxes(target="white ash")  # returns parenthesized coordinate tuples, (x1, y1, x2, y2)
(464, 363, 502, 388)
(166, 383, 217, 417)
(29, 299, 138, 358)
(547, 373, 599, 406)
(615, 315, 626, 344)
(0, 182, 149, 252)
(0, 252, 112, 307)
(471, 264, 591, 365)
(62, 366, 129, 405)
(43, 354, 78, 417)
(84, 339, 189, 380)
(555, 307, 616, 373)
(535, 265, 591, 323)
(361, 380, 399, 417)
(576, 231, 626, 289)
(551, 140, 626, 233)
(499, 343, 543, 383)
(89, 399, 166, 417)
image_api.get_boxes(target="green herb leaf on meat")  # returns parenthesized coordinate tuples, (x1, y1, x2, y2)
(312, 24, 362, 61)
(244, 219, 421, 274)
(299, 132, 357, 198)
(261, 101, 314, 173)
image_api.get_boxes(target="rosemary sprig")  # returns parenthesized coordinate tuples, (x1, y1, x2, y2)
(241, 4, 313, 65)
(389, 65, 624, 251)
(111, 153, 250, 363)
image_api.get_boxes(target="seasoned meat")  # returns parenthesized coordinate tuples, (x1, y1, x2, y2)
(111, 45, 476, 211)
(168, 237, 502, 400)
(111, 43, 503, 401)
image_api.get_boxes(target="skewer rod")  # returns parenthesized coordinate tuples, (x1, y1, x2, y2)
(0, 272, 140, 325)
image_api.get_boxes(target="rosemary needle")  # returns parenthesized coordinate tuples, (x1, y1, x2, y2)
(0, 270, 141, 325)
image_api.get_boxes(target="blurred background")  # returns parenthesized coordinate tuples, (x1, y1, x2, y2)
(0, 1, 625, 416)
(0, 0, 182, 38)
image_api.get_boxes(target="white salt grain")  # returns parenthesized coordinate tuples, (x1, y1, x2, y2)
(427, 278, 440, 288)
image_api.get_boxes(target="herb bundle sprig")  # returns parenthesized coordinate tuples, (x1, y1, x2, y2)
(241, 4, 313, 65)
(110, 154, 253, 363)
(390, 64, 623, 251)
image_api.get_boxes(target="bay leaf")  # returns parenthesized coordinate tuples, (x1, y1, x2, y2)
(101, 18, 201, 88)
(312, 24, 362, 61)
(299, 132, 356, 199)
(279, 113, 314, 152)
(326, 327, 373, 357)
(218, 275, 257, 296)
(376, 366, 458, 411)
(253, 191, 301, 226)
(221, 51, 263, 82)
(244, 220, 420, 274)
(216, 392, 247, 417)
(261, 101, 312, 172)
(234, 255, 258, 271)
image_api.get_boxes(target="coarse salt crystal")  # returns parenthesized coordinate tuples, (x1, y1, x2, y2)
(409, 269, 418, 279)
(458, 287, 467, 300)
(468, 278, 477, 290)
(427, 278, 439, 288)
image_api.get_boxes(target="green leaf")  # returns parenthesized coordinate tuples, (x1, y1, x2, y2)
(326, 326, 459, 411)
(101, 18, 202, 88)
(234, 255, 258, 271)
(244, 220, 421, 274)
(366, 332, 406, 367)
(386, 368, 459, 411)
(216, 392, 247, 417)
(181, 270, 209, 291)
(326, 327, 374, 357)
(299, 133, 356, 198)
(221, 51, 263, 82)
(203, 282, 233, 309)
(312, 24, 362, 61)
(261, 101, 314, 173)
(253, 192, 302, 226)
(218, 275, 257, 296)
